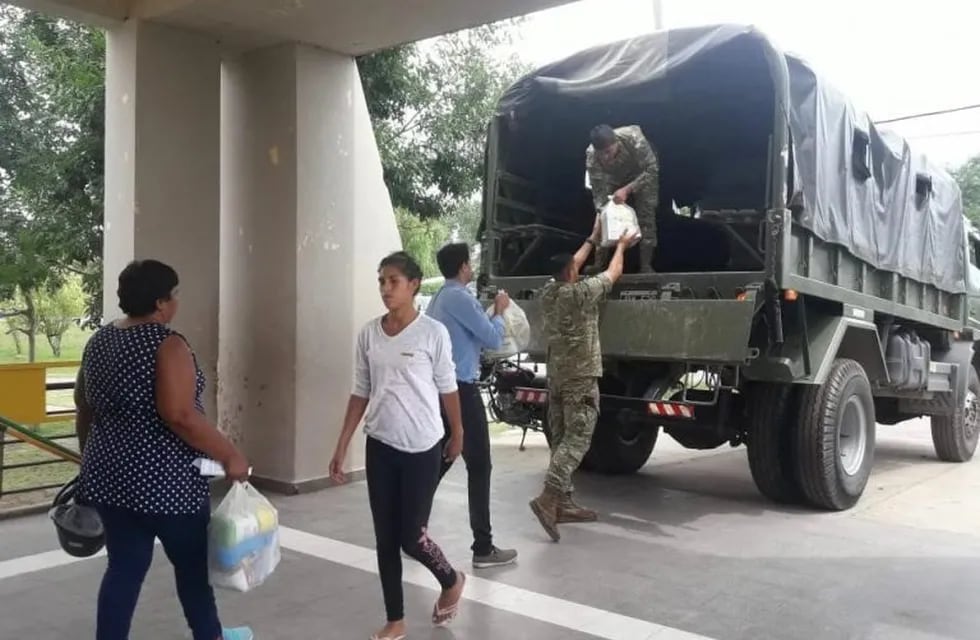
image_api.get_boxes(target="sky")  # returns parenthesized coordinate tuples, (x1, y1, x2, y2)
(509, 0, 980, 169)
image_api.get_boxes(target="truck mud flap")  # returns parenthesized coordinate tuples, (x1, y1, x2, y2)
(518, 298, 758, 364)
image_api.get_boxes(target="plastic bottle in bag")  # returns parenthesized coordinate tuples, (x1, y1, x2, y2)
(208, 482, 281, 593)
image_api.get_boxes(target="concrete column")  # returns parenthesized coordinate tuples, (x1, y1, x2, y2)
(103, 21, 221, 417)
(220, 44, 400, 491)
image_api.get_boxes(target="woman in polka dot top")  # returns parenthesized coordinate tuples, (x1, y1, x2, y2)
(74, 260, 253, 640)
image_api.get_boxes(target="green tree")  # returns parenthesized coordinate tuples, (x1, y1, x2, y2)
(2, 287, 40, 362)
(358, 21, 528, 220)
(36, 275, 85, 357)
(394, 208, 451, 279)
(954, 155, 980, 225)
(0, 11, 521, 335)
(445, 197, 483, 243)
(1, 276, 84, 362)
(0, 217, 51, 362)
(0, 8, 105, 326)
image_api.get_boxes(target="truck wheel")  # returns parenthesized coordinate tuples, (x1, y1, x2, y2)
(745, 383, 802, 504)
(931, 368, 980, 462)
(541, 411, 656, 473)
(582, 412, 658, 475)
(796, 359, 876, 511)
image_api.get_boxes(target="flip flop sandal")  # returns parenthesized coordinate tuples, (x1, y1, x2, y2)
(370, 634, 405, 640)
(432, 572, 466, 627)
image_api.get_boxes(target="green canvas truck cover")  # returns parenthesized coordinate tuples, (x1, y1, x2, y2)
(494, 23, 967, 294)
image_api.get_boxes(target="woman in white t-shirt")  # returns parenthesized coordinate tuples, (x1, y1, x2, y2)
(330, 251, 466, 640)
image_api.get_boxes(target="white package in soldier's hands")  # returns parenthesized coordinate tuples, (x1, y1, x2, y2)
(600, 198, 642, 248)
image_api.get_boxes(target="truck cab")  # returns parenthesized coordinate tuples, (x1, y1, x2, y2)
(966, 223, 980, 330)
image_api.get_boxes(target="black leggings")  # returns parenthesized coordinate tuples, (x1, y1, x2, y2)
(366, 436, 458, 621)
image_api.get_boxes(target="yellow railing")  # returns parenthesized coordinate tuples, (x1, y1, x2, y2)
(0, 361, 80, 424)
(0, 361, 81, 500)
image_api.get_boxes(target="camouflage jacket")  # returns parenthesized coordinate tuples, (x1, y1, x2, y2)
(585, 125, 660, 210)
(540, 273, 613, 383)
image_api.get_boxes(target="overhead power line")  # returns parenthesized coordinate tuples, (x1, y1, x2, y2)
(905, 129, 980, 140)
(875, 103, 980, 125)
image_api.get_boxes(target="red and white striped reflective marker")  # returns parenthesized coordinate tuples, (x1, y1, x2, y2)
(647, 402, 695, 419)
(515, 388, 549, 404)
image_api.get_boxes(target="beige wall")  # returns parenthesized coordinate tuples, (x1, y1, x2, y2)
(103, 21, 221, 418)
(218, 46, 300, 474)
(219, 43, 400, 486)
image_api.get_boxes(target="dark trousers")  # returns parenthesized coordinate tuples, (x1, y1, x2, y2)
(366, 436, 458, 622)
(95, 504, 221, 640)
(439, 381, 493, 555)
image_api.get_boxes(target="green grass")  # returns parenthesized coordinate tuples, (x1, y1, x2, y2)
(0, 324, 91, 365)
(1, 420, 78, 506)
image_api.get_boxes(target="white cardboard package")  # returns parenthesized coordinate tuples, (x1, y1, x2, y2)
(600, 198, 642, 248)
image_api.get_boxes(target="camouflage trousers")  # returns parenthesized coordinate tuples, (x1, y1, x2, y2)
(631, 185, 658, 246)
(545, 377, 600, 493)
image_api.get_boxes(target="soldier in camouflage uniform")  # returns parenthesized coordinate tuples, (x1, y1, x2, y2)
(586, 123, 660, 273)
(528, 217, 636, 542)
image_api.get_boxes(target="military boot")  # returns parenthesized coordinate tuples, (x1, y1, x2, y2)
(557, 492, 598, 523)
(529, 485, 563, 542)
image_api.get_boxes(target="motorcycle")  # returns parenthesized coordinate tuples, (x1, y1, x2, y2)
(478, 356, 548, 451)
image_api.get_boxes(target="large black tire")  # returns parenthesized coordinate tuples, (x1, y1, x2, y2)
(931, 367, 980, 462)
(796, 359, 876, 511)
(581, 412, 658, 474)
(541, 411, 657, 474)
(745, 383, 803, 504)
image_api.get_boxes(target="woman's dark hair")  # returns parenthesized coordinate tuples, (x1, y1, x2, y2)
(378, 251, 424, 295)
(436, 243, 470, 279)
(117, 259, 179, 317)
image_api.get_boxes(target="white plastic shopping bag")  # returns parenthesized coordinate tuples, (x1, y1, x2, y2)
(483, 302, 531, 360)
(600, 197, 642, 248)
(208, 482, 280, 593)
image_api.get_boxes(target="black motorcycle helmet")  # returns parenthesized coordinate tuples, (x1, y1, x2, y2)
(49, 476, 104, 558)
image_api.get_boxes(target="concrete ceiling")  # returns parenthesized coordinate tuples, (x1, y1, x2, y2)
(11, 0, 572, 54)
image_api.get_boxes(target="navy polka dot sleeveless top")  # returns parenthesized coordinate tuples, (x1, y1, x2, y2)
(78, 323, 210, 514)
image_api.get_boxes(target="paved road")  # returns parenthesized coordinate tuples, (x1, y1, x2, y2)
(1, 418, 979, 639)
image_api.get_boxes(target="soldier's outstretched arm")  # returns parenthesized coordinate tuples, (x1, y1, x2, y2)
(602, 230, 640, 285)
(570, 215, 603, 278)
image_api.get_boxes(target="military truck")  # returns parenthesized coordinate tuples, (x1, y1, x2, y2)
(477, 24, 980, 511)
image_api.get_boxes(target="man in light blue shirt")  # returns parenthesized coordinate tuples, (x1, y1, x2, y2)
(427, 243, 518, 569)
